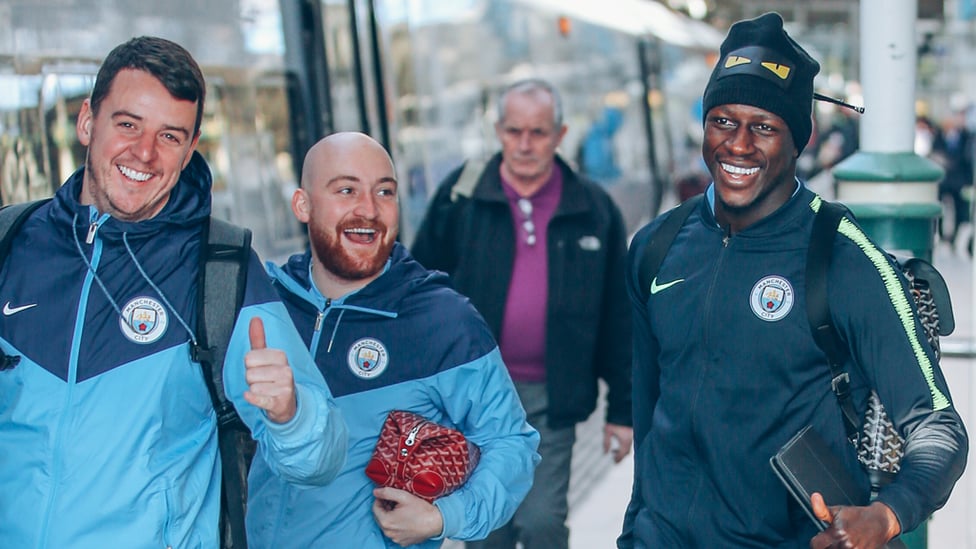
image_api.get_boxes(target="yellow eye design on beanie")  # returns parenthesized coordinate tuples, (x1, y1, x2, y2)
(724, 55, 751, 68)
(761, 62, 791, 80)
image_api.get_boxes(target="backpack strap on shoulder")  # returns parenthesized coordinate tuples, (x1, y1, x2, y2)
(191, 216, 252, 549)
(0, 199, 50, 261)
(450, 159, 485, 202)
(0, 198, 51, 371)
(806, 200, 861, 440)
(637, 194, 703, 303)
(192, 216, 252, 428)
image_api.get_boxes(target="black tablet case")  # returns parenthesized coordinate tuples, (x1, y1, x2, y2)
(770, 425, 907, 548)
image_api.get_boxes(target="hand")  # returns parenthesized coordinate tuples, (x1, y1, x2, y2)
(243, 317, 297, 423)
(604, 423, 634, 463)
(810, 492, 901, 549)
(371, 487, 444, 547)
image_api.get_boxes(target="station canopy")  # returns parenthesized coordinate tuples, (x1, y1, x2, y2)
(513, 0, 724, 50)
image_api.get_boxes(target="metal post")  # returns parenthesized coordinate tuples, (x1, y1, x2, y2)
(833, 0, 944, 263)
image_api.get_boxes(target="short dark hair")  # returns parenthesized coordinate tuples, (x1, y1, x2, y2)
(90, 36, 207, 135)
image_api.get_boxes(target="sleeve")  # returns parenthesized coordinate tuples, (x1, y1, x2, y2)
(428, 347, 541, 541)
(409, 166, 463, 273)
(619, 224, 663, 543)
(222, 255, 348, 486)
(597, 193, 634, 427)
(830, 225, 968, 532)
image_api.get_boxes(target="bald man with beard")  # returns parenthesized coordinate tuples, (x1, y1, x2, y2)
(245, 132, 540, 549)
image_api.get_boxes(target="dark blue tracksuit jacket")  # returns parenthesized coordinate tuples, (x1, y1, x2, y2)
(620, 184, 967, 547)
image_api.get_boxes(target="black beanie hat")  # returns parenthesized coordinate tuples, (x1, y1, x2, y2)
(702, 12, 820, 152)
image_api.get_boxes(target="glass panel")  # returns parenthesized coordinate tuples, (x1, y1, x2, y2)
(371, 0, 714, 242)
(0, 0, 305, 262)
(322, 0, 365, 133)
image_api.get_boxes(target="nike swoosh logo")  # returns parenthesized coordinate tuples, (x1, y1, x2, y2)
(3, 302, 37, 315)
(649, 277, 684, 295)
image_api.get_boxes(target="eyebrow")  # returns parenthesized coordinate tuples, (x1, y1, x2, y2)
(326, 175, 398, 186)
(111, 110, 192, 139)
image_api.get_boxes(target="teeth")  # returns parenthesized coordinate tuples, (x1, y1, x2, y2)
(722, 163, 759, 176)
(345, 228, 376, 234)
(118, 165, 152, 182)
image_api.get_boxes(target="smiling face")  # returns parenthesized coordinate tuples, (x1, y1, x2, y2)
(702, 103, 798, 233)
(77, 68, 200, 222)
(293, 133, 398, 295)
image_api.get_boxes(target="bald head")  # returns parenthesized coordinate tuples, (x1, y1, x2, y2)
(301, 132, 394, 189)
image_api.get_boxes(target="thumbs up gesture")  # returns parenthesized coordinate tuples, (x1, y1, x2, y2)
(244, 316, 297, 424)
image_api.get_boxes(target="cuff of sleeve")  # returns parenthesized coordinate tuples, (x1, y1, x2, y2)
(433, 495, 464, 540)
(876, 488, 914, 534)
(262, 384, 316, 442)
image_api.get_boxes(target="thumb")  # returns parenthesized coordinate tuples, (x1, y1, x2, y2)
(249, 316, 267, 351)
(811, 492, 834, 525)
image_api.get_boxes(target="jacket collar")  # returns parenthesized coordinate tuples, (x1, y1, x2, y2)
(472, 152, 595, 217)
(51, 151, 213, 240)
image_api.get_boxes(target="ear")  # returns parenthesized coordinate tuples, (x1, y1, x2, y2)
(291, 188, 311, 223)
(180, 132, 202, 170)
(76, 99, 94, 146)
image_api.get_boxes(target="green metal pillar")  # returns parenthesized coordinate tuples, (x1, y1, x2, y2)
(833, 151, 944, 262)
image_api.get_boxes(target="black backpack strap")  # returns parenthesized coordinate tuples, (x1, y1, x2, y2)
(0, 199, 51, 371)
(806, 200, 861, 441)
(637, 194, 703, 302)
(193, 217, 252, 428)
(192, 216, 252, 549)
(0, 199, 50, 261)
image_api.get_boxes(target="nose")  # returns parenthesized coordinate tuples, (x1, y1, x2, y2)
(130, 131, 157, 163)
(353, 193, 378, 219)
(517, 130, 533, 150)
(726, 126, 754, 155)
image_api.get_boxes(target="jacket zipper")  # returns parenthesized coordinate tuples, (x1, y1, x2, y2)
(38, 215, 104, 547)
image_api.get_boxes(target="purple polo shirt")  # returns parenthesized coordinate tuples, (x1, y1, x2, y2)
(498, 167, 563, 383)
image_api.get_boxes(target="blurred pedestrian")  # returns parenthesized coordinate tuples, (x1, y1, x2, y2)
(931, 108, 973, 246)
(412, 78, 633, 549)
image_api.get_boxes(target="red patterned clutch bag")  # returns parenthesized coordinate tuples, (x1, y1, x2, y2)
(365, 410, 481, 502)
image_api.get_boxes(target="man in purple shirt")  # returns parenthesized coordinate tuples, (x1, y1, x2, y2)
(412, 79, 633, 549)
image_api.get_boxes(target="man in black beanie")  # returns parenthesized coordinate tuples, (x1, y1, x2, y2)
(620, 12, 967, 549)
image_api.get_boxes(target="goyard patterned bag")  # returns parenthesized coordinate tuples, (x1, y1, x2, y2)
(365, 410, 481, 502)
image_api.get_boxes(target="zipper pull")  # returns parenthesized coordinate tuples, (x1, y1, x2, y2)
(85, 222, 98, 244)
(313, 311, 325, 332)
(405, 424, 422, 446)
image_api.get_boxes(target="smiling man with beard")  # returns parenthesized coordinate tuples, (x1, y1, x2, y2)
(246, 132, 540, 548)
(621, 12, 967, 549)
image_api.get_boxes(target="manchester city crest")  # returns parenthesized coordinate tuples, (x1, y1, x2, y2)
(347, 337, 389, 379)
(119, 296, 169, 343)
(750, 275, 794, 321)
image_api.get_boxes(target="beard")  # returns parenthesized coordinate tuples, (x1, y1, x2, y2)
(309, 218, 395, 281)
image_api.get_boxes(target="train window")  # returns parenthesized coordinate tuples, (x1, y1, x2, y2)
(370, 0, 714, 241)
(0, 0, 309, 262)
(0, 70, 93, 205)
